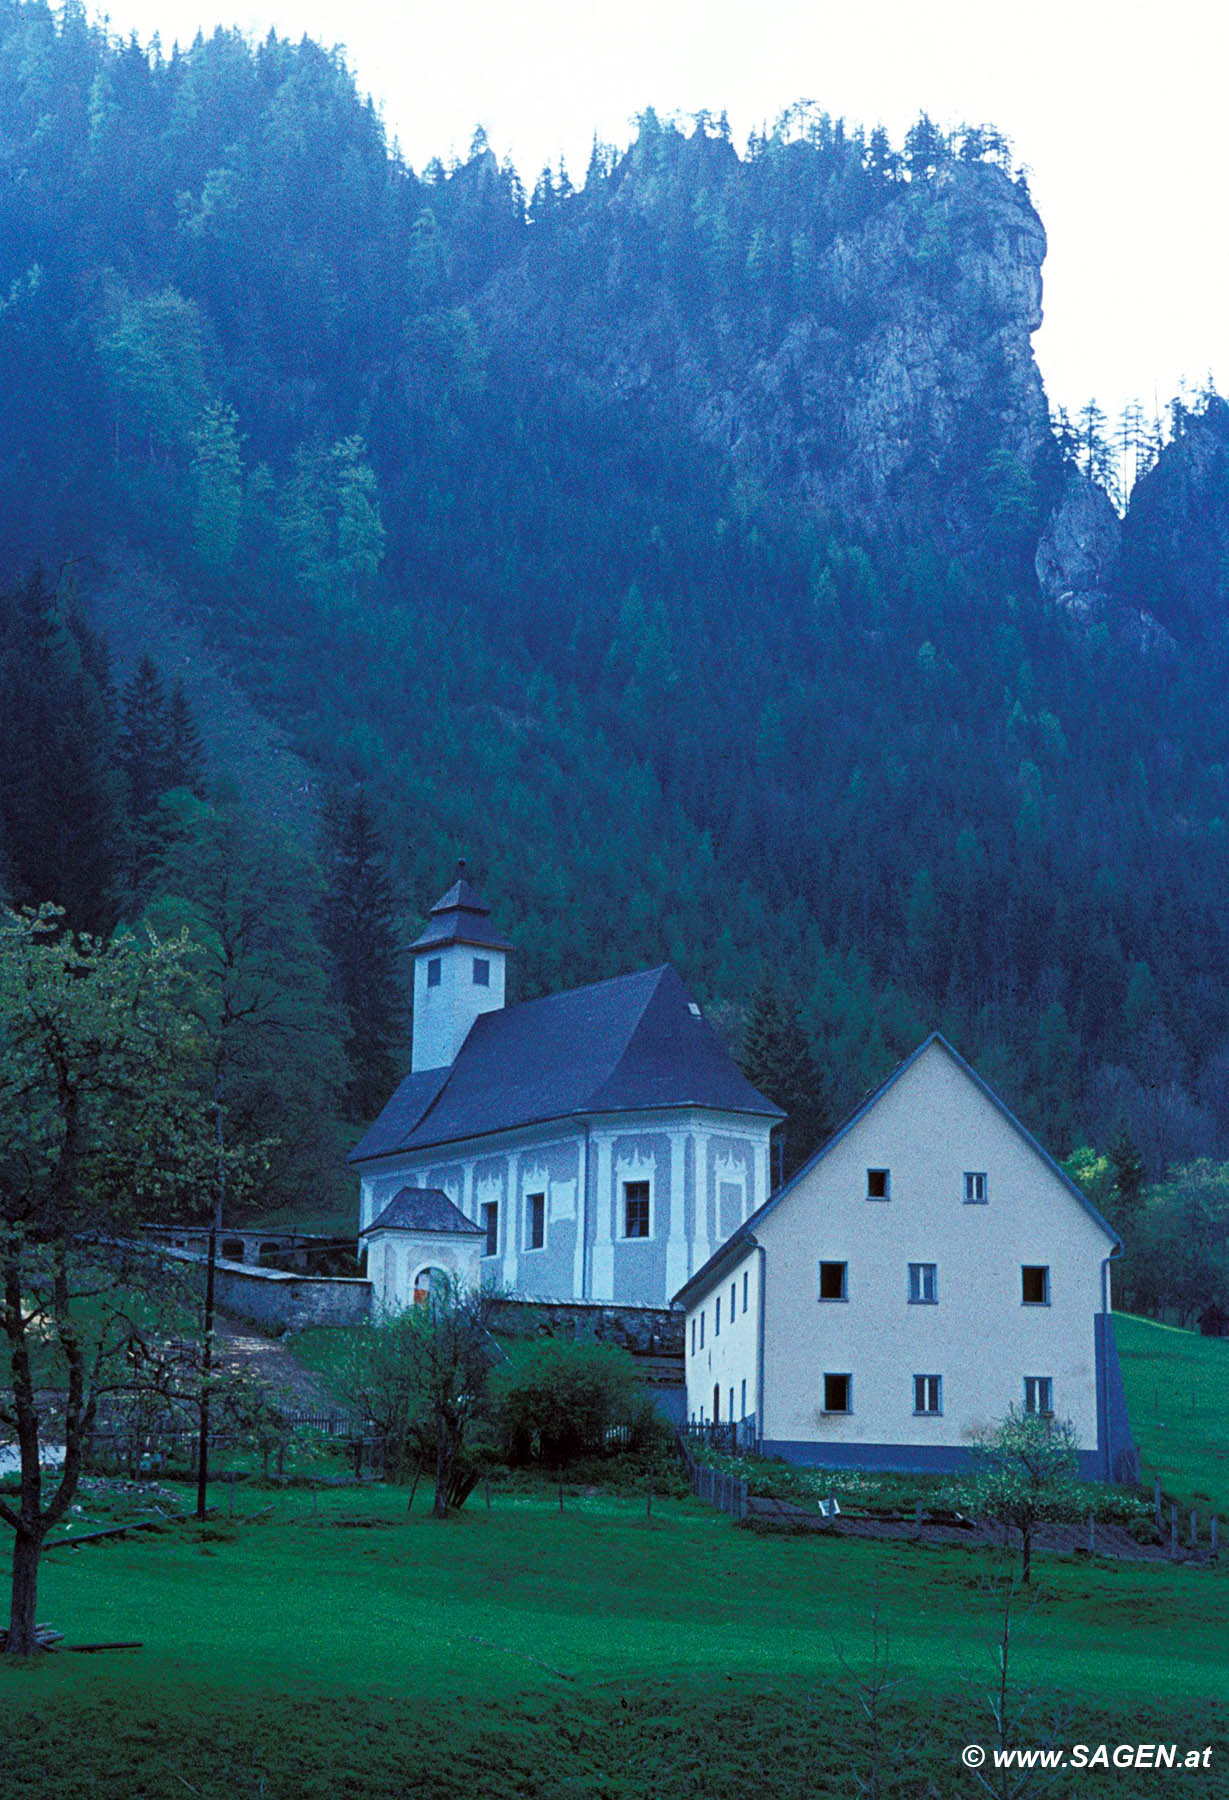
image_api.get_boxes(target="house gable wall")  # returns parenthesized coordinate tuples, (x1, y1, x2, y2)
(754, 1042, 1109, 1453)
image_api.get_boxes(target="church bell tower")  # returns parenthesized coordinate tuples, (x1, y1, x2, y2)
(409, 863, 512, 1072)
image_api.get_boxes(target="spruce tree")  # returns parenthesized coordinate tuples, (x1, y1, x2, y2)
(0, 571, 124, 933)
(163, 677, 207, 796)
(318, 789, 404, 1120)
(741, 975, 830, 1181)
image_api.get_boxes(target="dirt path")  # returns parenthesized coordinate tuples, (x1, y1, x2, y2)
(213, 1318, 339, 1413)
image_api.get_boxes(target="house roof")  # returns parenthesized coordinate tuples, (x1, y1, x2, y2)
(361, 1187, 484, 1236)
(410, 863, 514, 953)
(349, 963, 783, 1163)
(672, 1031, 1120, 1307)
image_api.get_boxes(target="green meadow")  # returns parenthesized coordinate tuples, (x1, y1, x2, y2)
(1, 1313, 1224, 1798)
(2, 1484, 1225, 1800)
(1115, 1314, 1229, 1512)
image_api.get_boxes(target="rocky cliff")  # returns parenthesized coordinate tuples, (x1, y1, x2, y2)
(480, 128, 1057, 560)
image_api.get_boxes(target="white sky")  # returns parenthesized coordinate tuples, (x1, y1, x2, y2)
(91, 0, 1226, 428)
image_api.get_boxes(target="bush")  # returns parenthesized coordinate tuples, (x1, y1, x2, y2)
(489, 1337, 647, 1467)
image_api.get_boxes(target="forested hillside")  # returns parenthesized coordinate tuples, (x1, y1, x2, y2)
(3, 0, 1229, 1257)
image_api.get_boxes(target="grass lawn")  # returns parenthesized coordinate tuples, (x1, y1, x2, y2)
(2, 1483, 1225, 1798)
(1115, 1313, 1229, 1511)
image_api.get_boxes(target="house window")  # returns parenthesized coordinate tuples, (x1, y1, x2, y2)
(1021, 1265, 1050, 1305)
(715, 1296, 721, 1336)
(699, 1310, 705, 1348)
(1024, 1376, 1054, 1416)
(623, 1180, 650, 1238)
(964, 1171, 988, 1204)
(908, 1262, 938, 1304)
(526, 1191, 545, 1251)
(914, 1374, 942, 1415)
(690, 1317, 696, 1355)
(729, 1386, 734, 1422)
(473, 957, 490, 986)
(818, 1260, 848, 1301)
(740, 1378, 747, 1418)
(822, 1372, 852, 1414)
(742, 1270, 748, 1313)
(481, 1202, 498, 1257)
(866, 1168, 890, 1201)
(730, 1280, 737, 1320)
(427, 957, 442, 988)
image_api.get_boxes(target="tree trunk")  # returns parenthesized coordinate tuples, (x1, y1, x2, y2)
(433, 1428, 455, 1518)
(5, 1524, 45, 1657)
(1021, 1523, 1032, 1585)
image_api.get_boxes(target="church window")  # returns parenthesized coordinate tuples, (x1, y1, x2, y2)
(427, 958, 441, 988)
(690, 1317, 696, 1355)
(964, 1171, 988, 1204)
(730, 1280, 737, 1320)
(473, 957, 490, 986)
(700, 1310, 705, 1348)
(526, 1191, 545, 1250)
(482, 1202, 498, 1257)
(866, 1168, 890, 1200)
(623, 1180, 650, 1238)
(742, 1270, 749, 1312)
(715, 1296, 721, 1335)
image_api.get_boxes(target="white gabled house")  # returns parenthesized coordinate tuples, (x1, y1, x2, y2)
(350, 866, 782, 1312)
(674, 1033, 1138, 1482)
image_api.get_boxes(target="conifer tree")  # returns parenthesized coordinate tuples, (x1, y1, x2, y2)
(318, 788, 404, 1120)
(741, 976, 830, 1180)
(163, 676, 207, 796)
(0, 571, 124, 934)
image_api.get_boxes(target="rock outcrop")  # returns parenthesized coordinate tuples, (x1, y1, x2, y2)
(480, 131, 1055, 559)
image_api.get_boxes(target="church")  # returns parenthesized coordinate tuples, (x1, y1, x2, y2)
(350, 867, 782, 1311)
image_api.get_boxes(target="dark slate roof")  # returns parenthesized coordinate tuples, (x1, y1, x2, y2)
(410, 863, 514, 953)
(671, 1032, 1120, 1307)
(350, 964, 782, 1163)
(361, 1187, 484, 1236)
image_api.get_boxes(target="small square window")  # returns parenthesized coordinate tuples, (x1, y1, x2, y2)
(623, 1180, 650, 1238)
(818, 1260, 848, 1301)
(526, 1191, 545, 1251)
(914, 1373, 942, 1415)
(964, 1171, 988, 1204)
(1021, 1265, 1050, 1305)
(481, 1202, 498, 1258)
(427, 957, 442, 988)
(866, 1168, 890, 1201)
(473, 957, 490, 987)
(822, 1372, 852, 1413)
(908, 1262, 937, 1304)
(1024, 1376, 1053, 1416)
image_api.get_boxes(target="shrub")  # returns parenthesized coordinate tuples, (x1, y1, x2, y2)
(490, 1337, 646, 1467)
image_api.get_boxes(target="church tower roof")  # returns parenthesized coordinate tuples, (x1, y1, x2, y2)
(409, 861, 514, 953)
